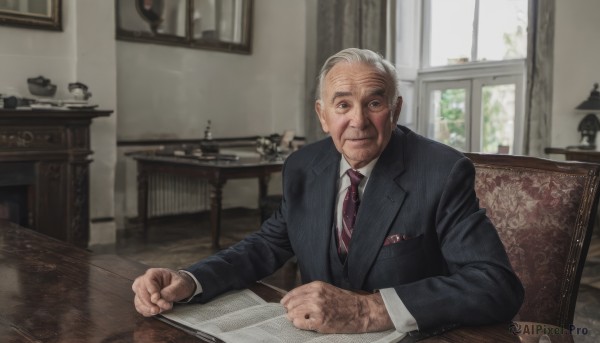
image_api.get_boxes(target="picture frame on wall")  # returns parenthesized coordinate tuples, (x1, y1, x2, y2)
(116, 0, 253, 54)
(0, 0, 62, 31)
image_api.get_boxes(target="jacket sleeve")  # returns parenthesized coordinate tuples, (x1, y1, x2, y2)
(395, 157, 524, 332)
(184, 161, 295, 303)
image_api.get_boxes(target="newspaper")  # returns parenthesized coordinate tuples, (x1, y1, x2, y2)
(159, 289, 406, 343)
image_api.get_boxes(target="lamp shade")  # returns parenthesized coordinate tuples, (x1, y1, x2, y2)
(576, 83, 600, 110)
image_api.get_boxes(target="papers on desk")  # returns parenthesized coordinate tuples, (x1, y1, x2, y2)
(159, 289, 406, 343)
(156, 148, 240, 161)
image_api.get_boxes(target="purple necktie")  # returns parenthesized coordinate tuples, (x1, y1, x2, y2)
(338, 169, 364, 261)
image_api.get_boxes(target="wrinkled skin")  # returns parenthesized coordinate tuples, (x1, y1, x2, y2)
(280, 281, 394, 333)
(315, 61, 402, 169)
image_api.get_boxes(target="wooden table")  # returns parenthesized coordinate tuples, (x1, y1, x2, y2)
(0, 221, 281, 342)
(545, 147, 600, 164)
(130, 153, 283, 249)
(0, 222, 575, 342)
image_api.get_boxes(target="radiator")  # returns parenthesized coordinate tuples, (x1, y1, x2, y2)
(147, 173, 209, 218)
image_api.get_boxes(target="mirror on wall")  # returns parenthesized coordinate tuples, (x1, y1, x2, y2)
(116, 0, 253, 54)
(0, 0, 62, 31)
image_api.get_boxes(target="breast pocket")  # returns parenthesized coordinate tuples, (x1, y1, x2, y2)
(364, 235, 428, 290)
(376, 234, 424, 260)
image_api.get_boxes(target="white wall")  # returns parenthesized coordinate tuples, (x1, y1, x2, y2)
(115, 0, 307, 225)
(0, 6, 76, 98)
(551, 0, 600, 149)
(2, 0, 598, 238)
(116, 0, 306, 140)
(0, 0, 117, 245)
(76, 1, 118, 244)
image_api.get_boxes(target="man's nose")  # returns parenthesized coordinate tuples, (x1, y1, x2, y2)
(349, 106, 369, 128)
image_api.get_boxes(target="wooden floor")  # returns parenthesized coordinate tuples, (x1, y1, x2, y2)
(91, 208, 600, 343)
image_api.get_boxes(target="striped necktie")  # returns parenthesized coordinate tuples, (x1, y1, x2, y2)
(338, 169, 364, 261)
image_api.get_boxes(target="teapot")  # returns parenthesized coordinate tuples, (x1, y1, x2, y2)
(68, 82, 92, 101)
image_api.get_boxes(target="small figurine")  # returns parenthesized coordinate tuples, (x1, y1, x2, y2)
(204, 120, 213, 140)
(200, 120, 219, 153)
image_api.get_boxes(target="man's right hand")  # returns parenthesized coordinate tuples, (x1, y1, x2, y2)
(132, 268, 196, 317)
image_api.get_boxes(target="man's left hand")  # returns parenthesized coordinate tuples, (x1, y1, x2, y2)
(280, 281, 394, 334)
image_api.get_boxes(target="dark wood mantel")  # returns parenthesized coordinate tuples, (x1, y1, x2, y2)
(0, 108, 112, 247)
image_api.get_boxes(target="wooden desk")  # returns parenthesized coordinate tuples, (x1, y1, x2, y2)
(130, 153, 283, 249)
(545, 147, 600, 164)
(0, 222, 575, 342)
(0, 221, 193, 342)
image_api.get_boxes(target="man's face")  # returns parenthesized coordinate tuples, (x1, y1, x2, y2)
(316, 62, 402, 169)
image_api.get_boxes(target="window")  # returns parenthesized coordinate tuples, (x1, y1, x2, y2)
(418, 65, 525, 154)
(425, 0, 527, 67)
(395, 0, 528, 154)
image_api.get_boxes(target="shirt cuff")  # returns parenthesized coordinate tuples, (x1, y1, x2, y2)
(176, 270, 203, 303)
(380, 287, 419, 332)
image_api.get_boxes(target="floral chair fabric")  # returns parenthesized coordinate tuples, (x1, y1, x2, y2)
(466, 153, 600, 328)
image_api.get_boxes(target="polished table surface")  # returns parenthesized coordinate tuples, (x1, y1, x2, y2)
(0, 221, 196, 342)
(0, 222, 574, 342)
(130, 152, 283, 249)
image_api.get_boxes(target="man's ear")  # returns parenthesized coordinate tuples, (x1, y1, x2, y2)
(391, 96, 403, 123)
(315, 100, 329, 133)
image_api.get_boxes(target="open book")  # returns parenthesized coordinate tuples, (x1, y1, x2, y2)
(158, 289, 406, 343)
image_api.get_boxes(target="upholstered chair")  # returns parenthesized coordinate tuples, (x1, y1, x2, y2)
(466, 153, 600, 328)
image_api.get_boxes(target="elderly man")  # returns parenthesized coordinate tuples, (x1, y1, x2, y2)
(132, 48, 524, 335)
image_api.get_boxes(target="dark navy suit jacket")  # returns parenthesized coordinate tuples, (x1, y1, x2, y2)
(186, 126, 524, 331)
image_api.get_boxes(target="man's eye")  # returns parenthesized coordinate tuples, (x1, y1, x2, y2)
(368, 100, 382, 109)
(336, 102, 349, 109)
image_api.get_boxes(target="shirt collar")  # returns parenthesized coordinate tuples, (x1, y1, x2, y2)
(339, 156, 379, 179)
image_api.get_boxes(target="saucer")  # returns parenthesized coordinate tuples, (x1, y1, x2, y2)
(66, 104, 98, 110)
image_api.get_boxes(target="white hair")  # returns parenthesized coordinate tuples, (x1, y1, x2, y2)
(316, 48, 400, 109)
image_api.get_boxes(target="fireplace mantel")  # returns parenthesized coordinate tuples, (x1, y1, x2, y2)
(0, 108, 112, 247)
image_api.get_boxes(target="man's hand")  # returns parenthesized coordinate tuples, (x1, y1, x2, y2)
(280, 281, 394, 333)
(132, 268, 196, 317)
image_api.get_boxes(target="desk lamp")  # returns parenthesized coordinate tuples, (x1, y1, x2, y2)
(575, 83, 600, 150)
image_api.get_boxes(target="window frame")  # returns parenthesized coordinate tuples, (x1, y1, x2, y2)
(417, 60, 526, 153)
(421, 79, 472, 151)
(413, 0, 527, 154)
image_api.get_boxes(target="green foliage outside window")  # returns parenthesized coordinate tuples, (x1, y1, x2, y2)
(437, 89, 466, 150)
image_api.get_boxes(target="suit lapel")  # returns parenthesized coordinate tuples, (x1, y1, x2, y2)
(304, 141, 340, 282)
(347, 130, 407, 289)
